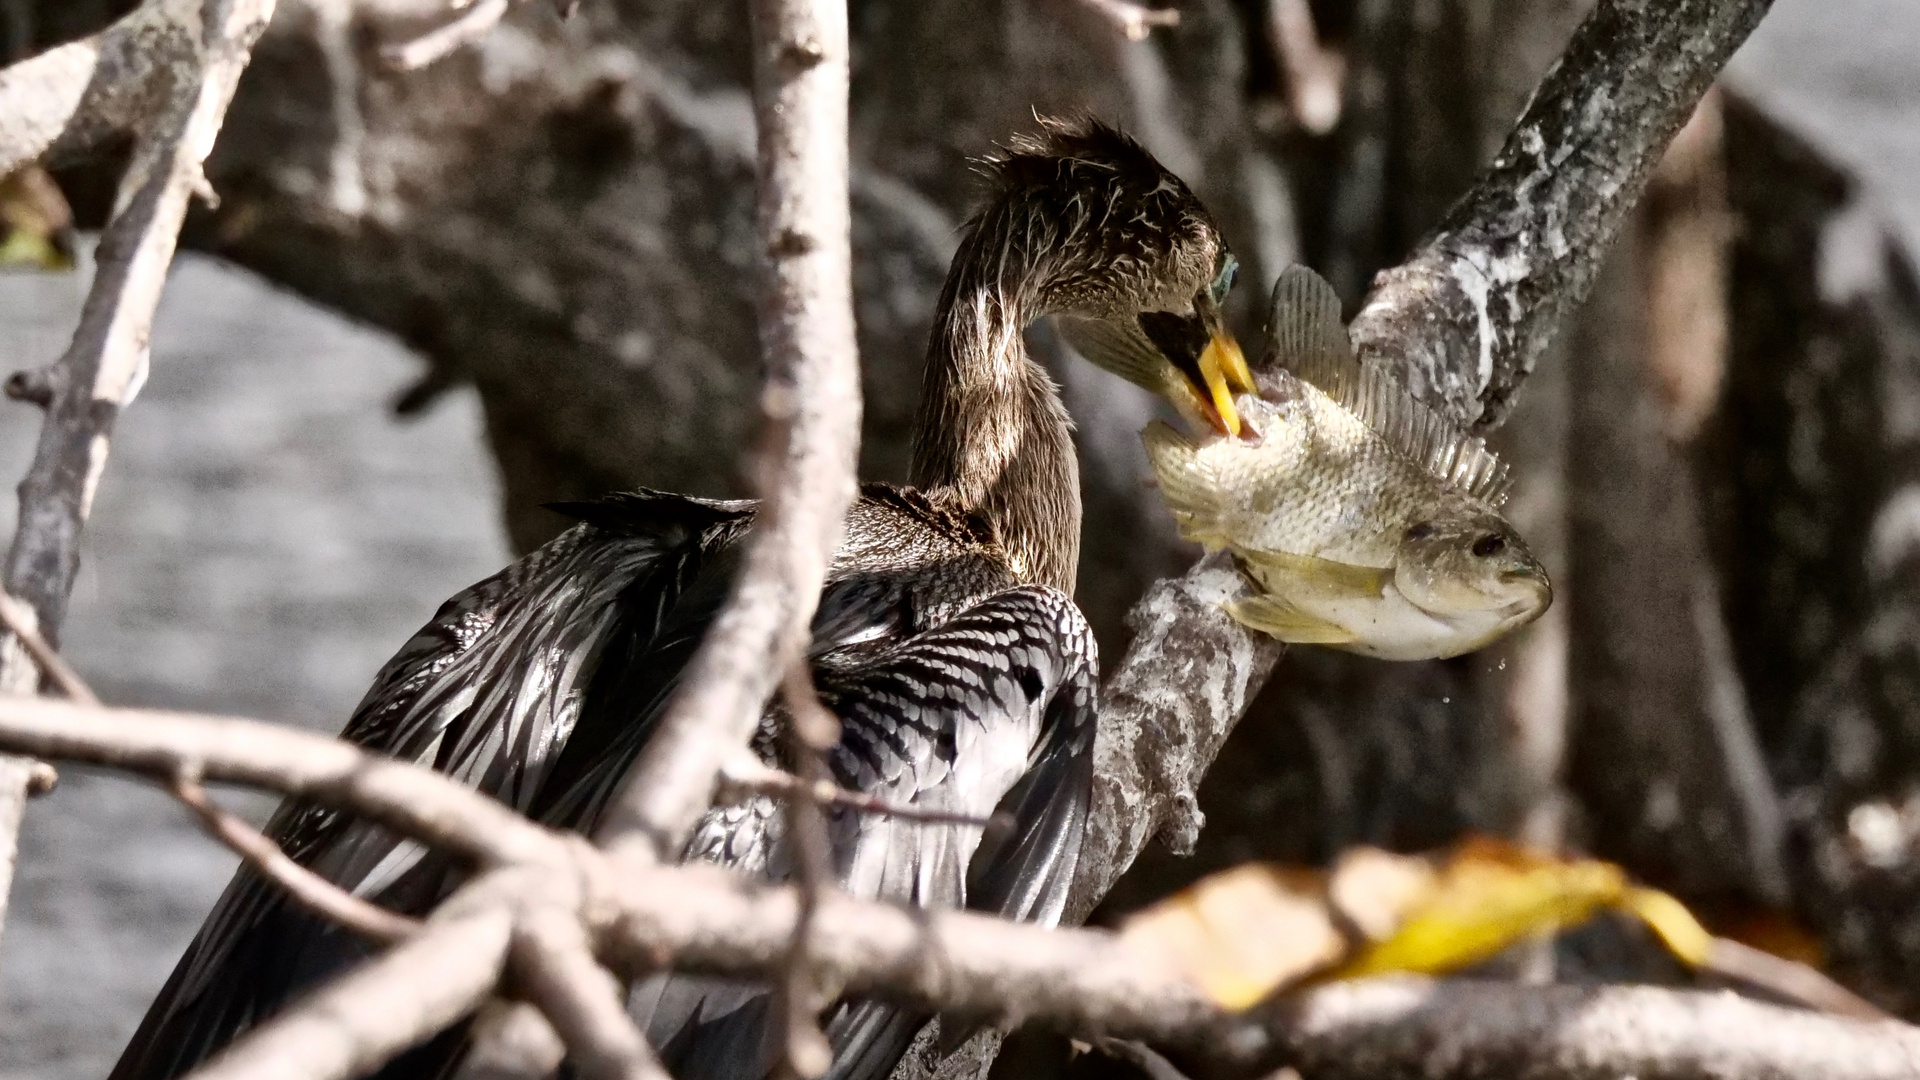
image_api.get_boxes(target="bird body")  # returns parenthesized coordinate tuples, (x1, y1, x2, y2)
(1143, 267, 1551, 660)
(112, 119, 1240, 1080)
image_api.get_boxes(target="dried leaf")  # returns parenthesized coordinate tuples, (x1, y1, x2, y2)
(1337, 837, 1629, 978)
(1117, 863, 1346, 1010)
(0, 167, 75, 272)
(1120, 836, 1868, 1020)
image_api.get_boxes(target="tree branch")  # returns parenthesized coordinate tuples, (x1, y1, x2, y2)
(2, 698, 1917, 1080)
(0, 0, 182, 177)
(0, 696, 555, 867)
(1074, 0, 1180, 42)
(596, 0, 861, 862)
(0, 0, 277, 943)
(1347, 0, 1775, 431)
(1078, 0, 1774, 928)
(186, 899, 516, 1080)
(167, 771, 422, 943)
(508, 904, 670, 1080)
(718, 753, 1001, 828)
(0, 588, 94, 705)
(380, 0, 510, 72)
(1070, 554, 1284, 921)
(1269, 976, 1920, 1080)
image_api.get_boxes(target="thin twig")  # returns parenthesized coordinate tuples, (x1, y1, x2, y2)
(1703, 936, 1890, 1022)
(381, 0, 509, 71)
(595, 0, 862, 863)
(0, 589, 95, 705)
(1077, 0, 1180, 41)
(775, 666, 839, 1079)
(718, 754, 1002, 829)
(168, 768, 421, 943)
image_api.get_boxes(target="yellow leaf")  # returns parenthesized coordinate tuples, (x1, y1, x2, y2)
(1118, 837, 1736, 1011)
(1326, 845, 1435, 941)
(1117, 863, 1347, 1010)
(1621, 886, 1713, 966)
(1336, 837, 1628, 978)
(0, 166, 75, 272)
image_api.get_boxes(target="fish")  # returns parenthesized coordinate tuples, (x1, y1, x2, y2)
(1142, 265, 1552, 660)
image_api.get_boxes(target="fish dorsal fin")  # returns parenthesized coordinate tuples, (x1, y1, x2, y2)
(1265, 265, 1513, 507)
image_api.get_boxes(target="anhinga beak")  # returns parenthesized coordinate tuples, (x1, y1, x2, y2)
(1057, 304, 1254, 437)
(1145, 297, 1254, 438)
(1194, 328, 1253, 437)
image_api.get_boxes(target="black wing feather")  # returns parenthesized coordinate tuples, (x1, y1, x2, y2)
(640, 586, 1099, 1080)
(109, 493, 751, 1080)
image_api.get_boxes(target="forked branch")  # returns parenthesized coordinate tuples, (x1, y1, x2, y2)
(0, 0, 279, 941)
(0, 698, 1914, 1080)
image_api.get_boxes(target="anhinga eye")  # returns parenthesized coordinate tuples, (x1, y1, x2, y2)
(1208, 253, 1239, 307)
(1472, 534, 1508, 558)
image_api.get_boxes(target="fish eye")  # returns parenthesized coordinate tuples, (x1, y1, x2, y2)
(1472, 534, 1507, 558)
(1405, 522, 1436, 541)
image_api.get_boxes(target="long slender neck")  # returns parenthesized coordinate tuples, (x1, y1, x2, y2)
(909, 229, 1081, 592)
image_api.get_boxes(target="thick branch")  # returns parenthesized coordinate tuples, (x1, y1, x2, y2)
(4, 700, 1919, 1080)
(0, 0, 188, 176)
(509, 905, 670, 1080)
(1077, 0, 1776, 932)
(597, 0, 861, 860)
(1348, 0, 1774, 431)
(1071, 554, 1283, 920)
(1271, 976, 1920, 1080)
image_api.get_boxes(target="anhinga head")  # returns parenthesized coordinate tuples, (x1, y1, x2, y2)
(971, 118, 1253, 435)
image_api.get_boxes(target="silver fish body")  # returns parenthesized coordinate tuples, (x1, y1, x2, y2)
(1142, 266, 1552, 661)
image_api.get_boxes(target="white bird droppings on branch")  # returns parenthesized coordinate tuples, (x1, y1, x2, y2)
(1347, 0, 1777, 432)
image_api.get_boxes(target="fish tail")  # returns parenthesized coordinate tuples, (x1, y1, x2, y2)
(1142, 421, 1229, 545)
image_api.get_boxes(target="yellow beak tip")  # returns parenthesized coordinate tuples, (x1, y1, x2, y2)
(1198, 334, 1249, 437)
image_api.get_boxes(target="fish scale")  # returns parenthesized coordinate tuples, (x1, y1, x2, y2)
(1142, 265, 1552, 661)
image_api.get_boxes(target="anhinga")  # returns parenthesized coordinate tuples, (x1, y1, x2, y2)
(110, 119, 1247, 1080)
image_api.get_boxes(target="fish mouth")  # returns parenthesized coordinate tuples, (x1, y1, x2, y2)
(1496, 571, 1553, 619)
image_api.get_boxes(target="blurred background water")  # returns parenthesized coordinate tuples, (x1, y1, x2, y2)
(0, 254, 509, 1075)
(0, 0, 1915, 1075)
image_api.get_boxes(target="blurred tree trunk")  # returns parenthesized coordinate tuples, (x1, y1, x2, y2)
(1703, 93, 1920, 1013)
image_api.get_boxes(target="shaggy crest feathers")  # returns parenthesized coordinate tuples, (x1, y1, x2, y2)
(981, 116, 1171, 191)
